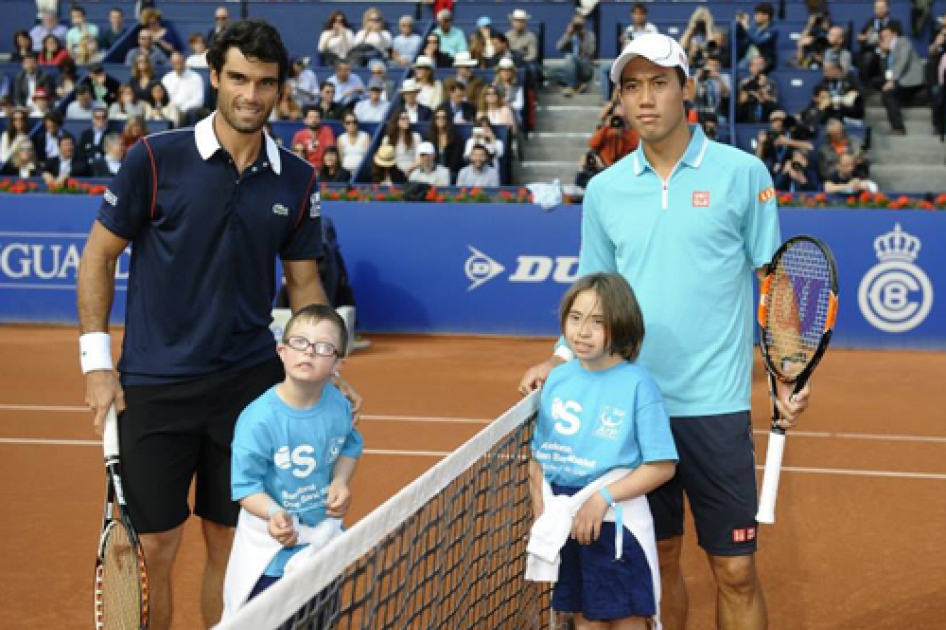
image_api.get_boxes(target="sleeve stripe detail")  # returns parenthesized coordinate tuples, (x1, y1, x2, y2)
(140, 137, 158, 221)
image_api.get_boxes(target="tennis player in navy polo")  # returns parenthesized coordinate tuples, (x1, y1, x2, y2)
(77, 20, 346, 629)
(521, 34, 812, 630)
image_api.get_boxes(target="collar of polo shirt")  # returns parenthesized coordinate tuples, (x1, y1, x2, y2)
(631, 124, 710, 177)
(194, 112, 282, 174)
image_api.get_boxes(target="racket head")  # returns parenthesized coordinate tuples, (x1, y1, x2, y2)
(95, 518, 149, 630)
(758, 235, 839, 386)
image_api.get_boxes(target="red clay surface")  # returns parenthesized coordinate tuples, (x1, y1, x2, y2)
(0, 325, 944, 629)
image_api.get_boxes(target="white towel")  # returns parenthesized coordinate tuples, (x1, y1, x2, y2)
(222, 509, 342, 619)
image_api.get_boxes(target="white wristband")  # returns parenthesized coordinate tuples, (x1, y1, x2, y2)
(79, 333, 113, 374)
(554, 345, 575, 362)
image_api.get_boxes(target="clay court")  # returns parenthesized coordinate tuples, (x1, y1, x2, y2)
(1, 325, 944, 629)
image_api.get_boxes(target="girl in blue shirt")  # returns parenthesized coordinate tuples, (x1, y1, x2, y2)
(530, 273, 678, 629)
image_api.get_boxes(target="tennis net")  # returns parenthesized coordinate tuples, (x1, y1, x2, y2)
(218, 390, 550, 629)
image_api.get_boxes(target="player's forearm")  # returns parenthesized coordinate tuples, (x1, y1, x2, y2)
(240, 492, 282, 520)
(332, 456, 358, 486)
(605, 461, 676, 502)
(77, 243, 117, 334)
(284, 260, 329, 312)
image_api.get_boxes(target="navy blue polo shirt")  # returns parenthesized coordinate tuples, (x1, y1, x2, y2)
(98, 113, 322, 384)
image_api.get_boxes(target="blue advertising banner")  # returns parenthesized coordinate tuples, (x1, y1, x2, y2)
(0, 196, 942, 350)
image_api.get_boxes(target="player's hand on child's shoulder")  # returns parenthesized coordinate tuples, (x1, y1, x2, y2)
(326, 480, 351, 518)
(268, 510, 299, 547)
(333, 373, 363, 424)
(518, 356, 564, 395)
(571, 493, 609, 545)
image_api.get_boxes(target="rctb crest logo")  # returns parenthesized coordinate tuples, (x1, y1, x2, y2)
(858, 224, 933, 333)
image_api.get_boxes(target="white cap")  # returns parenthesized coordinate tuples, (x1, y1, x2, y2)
(413, 55, 434, 69)
(509, 9, 531, 21)
(418, 141, 436, 156)
(452, 51, 479, 67)
(609, 33, 690, 84)
(497, 57, 516, 70)
(399, 78, 421, 93)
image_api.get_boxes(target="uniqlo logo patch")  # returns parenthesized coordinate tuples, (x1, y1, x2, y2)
(692, 191, 710, 207)
(732, 527, 758, 543)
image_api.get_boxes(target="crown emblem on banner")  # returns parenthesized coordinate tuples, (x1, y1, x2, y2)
(874, 224, 920, 262)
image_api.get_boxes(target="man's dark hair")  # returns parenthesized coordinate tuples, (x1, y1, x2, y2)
(632, 3, 648, 14)
(71, 4, 86, 16)
(75, 84, 92, 96)
(44, 111, 63, 126)
(755, 2, 775, 18)
(490, 32, 508, 45)
(880, 22, 902, 36)
(206, 18, 290, 81)
(675, 66, 687, 87)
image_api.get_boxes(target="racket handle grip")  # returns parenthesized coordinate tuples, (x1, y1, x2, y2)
(756, 431, 786, 525)
(103, 405, 120, 459)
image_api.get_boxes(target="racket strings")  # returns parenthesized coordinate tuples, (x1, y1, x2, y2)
(763, 241, 833, 380)
(99, 522, 144, 629)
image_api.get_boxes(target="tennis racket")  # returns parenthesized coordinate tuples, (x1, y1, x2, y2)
(756, 236, 839, 525)
(94, 405, 149, 629)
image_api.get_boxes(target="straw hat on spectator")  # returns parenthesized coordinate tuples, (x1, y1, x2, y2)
(509, 9, 531, 21)
(452, 51, 478, 67)
(497, 58, 516, 70)
(413, 55, 435, 70)
(769, 110, 787, 122)
(399, 78, 422, 93)
(374, 145, 397, 168)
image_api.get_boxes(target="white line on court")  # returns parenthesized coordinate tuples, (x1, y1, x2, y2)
(2, 403, 944, 444)
(1, 436, 945, 480)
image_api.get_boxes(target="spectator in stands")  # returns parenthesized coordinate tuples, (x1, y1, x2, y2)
(681, 7, 720, 72)
(207, 6, 230, 45)
(75, 35, 105, 67)
(131, 55, 160, 105)
(11, 30, 33, 63)
(338, 113, 370, 173)
(493, 58, 524, 121)
(756, 110, 815, 174)
(693, 55, 731, 125)
(370, 143, 407, 185)
(327, 60, 366, 108)
(736, 55, 778, 123)
(67, 84, 106, 120)
(879, 23, 925, 135)
(817, 118, 869, 181)
(30, 10, 67, 52)
(795, 11, 832, 70)
(464, 117, 504, 165)
(77, 106, 109, 166)
(318, 146, 351, 183)
(385, 108, 424, 173)
(98, 8, 128, 52)
(43, 134, 90, 185)
(601, 3, 658, 102)
(90, 132, 124, 177)
(353, 78, 389, 123)
(56, 57, 79, 100)
(287, 57, 319, 107)
(736, 2, 779, 71)
(413, 56, 444, 110)
(1, 141, 40, 177)
(824, 152, 879, 194)
(292, 106, 335, 168)
(273, 81, 303, 121)
(486, 32, 521, 70)
(319, 11, 355, 67)
(141, 8, 180, 57)
(408, 140, 450, 185)
(434, 9, 467, 59)
(813, 60, 865, 121)
(30, 87, 53, 116)
(422, 32, 453, 68)
(66, 5, 99, 56)
(477, 85, 517, 134)
(550, 13, 596, 97)
(315, 82, 345, 121)
(126, 30, 169, 67)
(507, 9, 538, 64)
(399, 79, 433, 123)
(575, 151, 604, 190)
(38, 34, 69, 67)
(368, 59, 392, 100)
(442, 81, 476, 124)
(427, 105, 465, 179)
(35, 110, 69, 162)
(823, 26, 853, 75)
(391, 15, 423, 68)
(109, 83, 146, 121)
(774, 148, 819, 192)
(186, 33, 209, 69)
(457, 143, 499, 187)
(930, 14, 946, 135)
(588, 112, 639, 167)
(162, 52, 206, 124)
(352, 7, 392, 66)
(121, 115, 147, 152)
(0, 97, 12, 119)
(469, 16, 496, 67)
(444, 51, 485, 105)
(857, 0, 902, 88)
(144, 83, 182, 127)
(0, 107, 31, 168)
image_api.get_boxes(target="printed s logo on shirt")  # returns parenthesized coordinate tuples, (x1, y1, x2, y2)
(275, 444, 318, 478)
(551, 398, 582, 436)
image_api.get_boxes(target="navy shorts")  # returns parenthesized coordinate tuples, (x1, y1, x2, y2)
(119, 358, 284, 533)
(551, 485, 656, 621)
(646, 411, 760, 556)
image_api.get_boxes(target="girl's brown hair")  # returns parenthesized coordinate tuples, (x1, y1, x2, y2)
(559, 273, 645, 361)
